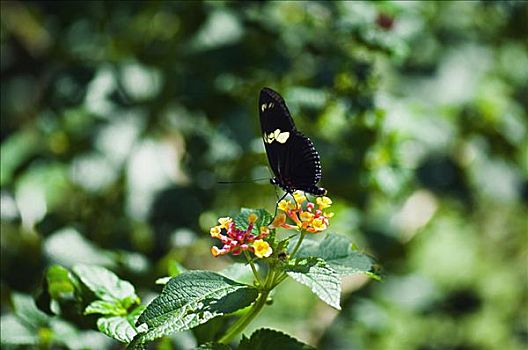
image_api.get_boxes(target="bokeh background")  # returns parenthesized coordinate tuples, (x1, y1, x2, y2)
(1, 1, 527, 349)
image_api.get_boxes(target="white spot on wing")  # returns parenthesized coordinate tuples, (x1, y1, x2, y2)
(261, 104, 267, 112)
(276, 131, 290, 143)
(263, 129, 289, 144)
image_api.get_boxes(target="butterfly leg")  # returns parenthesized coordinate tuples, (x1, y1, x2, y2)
(269, 191, 289, 226)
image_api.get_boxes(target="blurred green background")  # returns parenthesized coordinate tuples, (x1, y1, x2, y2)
(1, 1, 527, 349)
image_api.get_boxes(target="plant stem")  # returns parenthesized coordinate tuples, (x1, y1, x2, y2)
(289, 230, 307, 258)
(218, 231, 308, 344)
(218, 289, 270, 344)
(244, 251, 262, 286)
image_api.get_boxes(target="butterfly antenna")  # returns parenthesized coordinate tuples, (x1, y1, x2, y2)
(217, 177, 270, 184)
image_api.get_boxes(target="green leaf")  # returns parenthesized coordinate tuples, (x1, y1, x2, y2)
(155, 276, 172, 285)
(44, 228, 116, 267)
(134, 271, 258, 344)
(294, 234, 376, 277)
(217, 263, 256, 285)
(97, 305, 145, 343)
(285, 257, 342, 310)
(46, 264, 79, 301)
(239, 328, 315, 350)
(0, 129, 40, 185)
(195, 342, 232, 350)
(0, 315, 38, 345)
(85, 300, 125, 316)
(11, 293, 50, 329)
(234, 208, 273, 235)
(73, 264, 139, 306)
(50, 318, 111, 349)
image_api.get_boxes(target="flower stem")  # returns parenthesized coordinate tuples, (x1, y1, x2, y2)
(244, 251, 262, 286)
(290, 230, 307, 258)
(218, 231, 308, 344)
(218, 288, 270, 344)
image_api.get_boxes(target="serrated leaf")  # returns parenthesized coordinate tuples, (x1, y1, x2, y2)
(195, 342, 232, 350)
(73, 264, 139, 306)
(234, 208, 273, 235)
(134, 271, 258, 344)
(85, 300, 125, 316)
(285, 257, 341, 310)
(97, 305, 145, 343)
(294, 234, 376, 277)
(239, 328, 315, 350)
(97, 317, 136, 343)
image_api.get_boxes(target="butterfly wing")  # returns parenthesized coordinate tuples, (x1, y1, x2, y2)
(259, 87, 325, 195)
(259, 88, 296, 180)
(283, 131, 322, 190)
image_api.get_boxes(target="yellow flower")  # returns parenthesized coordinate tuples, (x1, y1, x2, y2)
(311, 218, 327, 231)
(293, 191, 306, 205)
(278, 200, 294, 212)
(218, 217, 232, 229)
(270, 212, 287, 228)
(210, 225, 222, 238)
(260, 226, 270, 236)
(300, 211, 314, 222)
(253, 240, 273, 258)
(316, 196, 333, 209)
(324, 211, 335, 218)
(248, 213, 258, 224)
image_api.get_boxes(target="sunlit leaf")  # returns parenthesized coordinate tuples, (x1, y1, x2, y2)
(134, 271, 258, 345)
(294, 234, 376, 277)
(73, 264, 139, 307)
(234, 208, 273, 236)
(285, 257, 341, 310)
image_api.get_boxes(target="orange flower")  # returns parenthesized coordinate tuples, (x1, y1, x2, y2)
(270, 194, 333, 233)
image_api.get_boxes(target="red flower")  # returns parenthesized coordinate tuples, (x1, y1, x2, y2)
(210, 214, 271, 257)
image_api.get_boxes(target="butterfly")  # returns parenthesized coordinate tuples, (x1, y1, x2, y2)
(259, 87, 327, 198)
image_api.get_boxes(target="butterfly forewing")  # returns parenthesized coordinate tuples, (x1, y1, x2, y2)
(259, 88, 296, 134)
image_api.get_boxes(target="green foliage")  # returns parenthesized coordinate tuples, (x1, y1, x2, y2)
(97, 307, 145, 344)
(285, 257, 342, 310)
(1, 1, 527, 349)
(238, 329, 315, 350)
(234, 208, 274, 236)
(196, 328, 315, 350)
(73, 264, 139, 310)
(133, 271, 259, 346)
(196, 342, 233, 350)
(294, 234, 377, 277)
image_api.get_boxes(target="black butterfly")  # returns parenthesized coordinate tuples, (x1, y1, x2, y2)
(259, 87, 327, 197)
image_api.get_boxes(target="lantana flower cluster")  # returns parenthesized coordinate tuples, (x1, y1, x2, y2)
(270, 191, 334, 233)
(209, 214, 272, 258)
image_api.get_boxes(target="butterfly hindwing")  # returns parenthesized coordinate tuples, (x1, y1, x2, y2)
(286, 132, 322, 188)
